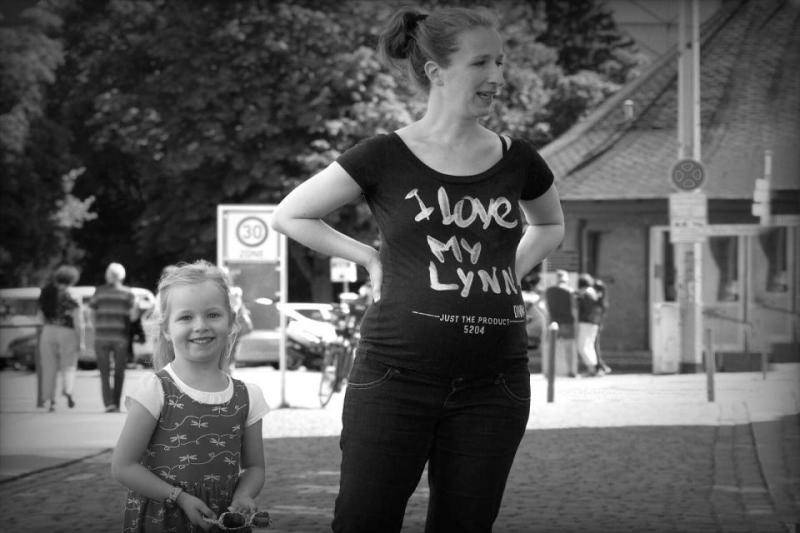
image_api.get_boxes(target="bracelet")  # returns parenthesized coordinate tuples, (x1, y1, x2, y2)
(164, 485, 184, 508)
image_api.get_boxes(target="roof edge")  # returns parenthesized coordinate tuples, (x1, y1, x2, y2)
(540, 0, 745, 161)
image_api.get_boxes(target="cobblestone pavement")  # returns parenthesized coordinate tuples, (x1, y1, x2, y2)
(1, 366, 798, 532)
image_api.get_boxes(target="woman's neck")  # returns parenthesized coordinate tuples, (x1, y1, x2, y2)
(170, 358, 228, 392)
(412, 110, 484, 146)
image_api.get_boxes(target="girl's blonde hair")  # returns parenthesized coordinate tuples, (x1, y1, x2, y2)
(152, 260, 238, 371)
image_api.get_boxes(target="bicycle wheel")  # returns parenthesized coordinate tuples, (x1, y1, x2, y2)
(318, 349, 337, 407)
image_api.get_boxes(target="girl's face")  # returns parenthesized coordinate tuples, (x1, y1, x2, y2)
(163, 281, 232, 367)
(434, 26, 505, 118)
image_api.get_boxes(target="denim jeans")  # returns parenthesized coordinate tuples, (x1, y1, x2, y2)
(332, 356, 531, 533)
(94, 339, 129, 408)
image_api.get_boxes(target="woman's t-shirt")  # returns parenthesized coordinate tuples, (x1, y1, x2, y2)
(337, 133, 554, 377)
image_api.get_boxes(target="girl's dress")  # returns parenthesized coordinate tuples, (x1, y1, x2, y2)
(122, 368, 264, 532)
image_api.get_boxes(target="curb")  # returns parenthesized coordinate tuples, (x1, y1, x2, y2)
(0, 448, 113, 485)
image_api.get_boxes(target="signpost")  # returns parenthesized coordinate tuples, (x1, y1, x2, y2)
(672, 0, 705, 375)
(217, 204, 289, 407)
(669, 191, 707, 243)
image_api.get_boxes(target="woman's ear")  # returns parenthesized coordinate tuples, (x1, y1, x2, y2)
(161, 329, 171, 342)
(424, 60, 444, 87)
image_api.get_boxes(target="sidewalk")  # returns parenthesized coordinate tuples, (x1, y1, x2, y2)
(1, 364, 798, 532)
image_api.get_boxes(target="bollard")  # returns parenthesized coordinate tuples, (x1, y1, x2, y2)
(547, 322, 558, 403)
(704, 327, 715, 402)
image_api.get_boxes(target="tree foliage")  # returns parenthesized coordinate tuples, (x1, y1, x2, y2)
(3, 0, 645, 295)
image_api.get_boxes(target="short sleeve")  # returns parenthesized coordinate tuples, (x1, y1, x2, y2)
(520, 142, 555, 201)
(245, 382, 269, 427)
(125, 372, 164, 419)
(335, 134, 389, 194)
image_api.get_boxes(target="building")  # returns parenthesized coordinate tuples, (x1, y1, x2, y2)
(541, 0, 799, 371)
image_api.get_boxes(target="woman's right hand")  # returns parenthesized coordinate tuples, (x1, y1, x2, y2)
(366, 253, 383, 302)
(177, 492, 216, 530)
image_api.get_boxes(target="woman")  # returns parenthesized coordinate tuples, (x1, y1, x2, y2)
(271, 6, 564, 532)
(38, 265, 84, 411)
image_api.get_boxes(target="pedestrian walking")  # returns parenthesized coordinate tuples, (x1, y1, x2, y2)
(593, 278, 612, 374)
(271, 6, 564, 531)
(228, 285, 253, 371)
(576, 273, 601, 376)
(90, 262, 136, 412)
(37, 265, 84, 411)
(544, 270, 578, 376)
(111, 260, 269, 531)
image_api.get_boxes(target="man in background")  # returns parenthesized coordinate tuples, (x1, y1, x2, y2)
(90, 262, 135, 412)
(544, 270, 578, 377)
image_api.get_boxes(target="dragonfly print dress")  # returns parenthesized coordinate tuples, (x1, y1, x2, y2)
(122, 370, 250, 533)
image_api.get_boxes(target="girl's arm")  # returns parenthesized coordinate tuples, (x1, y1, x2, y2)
(111, 400, 216, 530)
(229, 420, 266, 514)
(516, 184, 565, 281)
(270, 162, 383, 300)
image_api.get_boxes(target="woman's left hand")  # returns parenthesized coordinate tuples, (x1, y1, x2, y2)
(228, 495, 257, 515)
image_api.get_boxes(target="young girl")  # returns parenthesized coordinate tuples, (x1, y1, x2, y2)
(111, 260, 269, 532)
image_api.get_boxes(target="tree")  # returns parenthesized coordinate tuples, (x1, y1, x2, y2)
(0, 1, 95, 286)
(5, 0, 645, 295)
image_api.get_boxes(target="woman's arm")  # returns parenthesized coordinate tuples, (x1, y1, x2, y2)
(271, 162, 382, 299)
(516, 184, 565, 282)
(229, 420, 266, 514)
(72, 299, 85, 352)
(111, 401, 216, 529)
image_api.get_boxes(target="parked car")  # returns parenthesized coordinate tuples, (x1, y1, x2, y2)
(232, 302, 340, 369)
(0, 286, 158, 370)
(280, 302, 337, 370)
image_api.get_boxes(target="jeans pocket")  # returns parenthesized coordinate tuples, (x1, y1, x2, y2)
(346, 359, 398, 390)
(499, 372, 531, 404)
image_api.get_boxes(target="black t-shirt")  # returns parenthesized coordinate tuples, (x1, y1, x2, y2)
(337, 132, 554, 377)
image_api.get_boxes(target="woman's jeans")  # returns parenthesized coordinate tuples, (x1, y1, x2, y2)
(332, 356, 531, 533)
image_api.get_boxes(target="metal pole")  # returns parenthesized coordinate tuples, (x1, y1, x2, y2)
(704, 327, 715, 402)
(278, 233, 290, 408)
(547, 322, 558, 403)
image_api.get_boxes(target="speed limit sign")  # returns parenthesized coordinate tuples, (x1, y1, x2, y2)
(236, 216, 269, 247)
(217, 205, 279, 263)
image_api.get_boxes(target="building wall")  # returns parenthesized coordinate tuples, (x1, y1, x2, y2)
(563, 201, 669, 355)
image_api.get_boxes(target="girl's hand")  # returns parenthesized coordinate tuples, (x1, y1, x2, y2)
(366, 253, 382, 302)
(229, 495, 257, 515)
(177, 492, 216, 530)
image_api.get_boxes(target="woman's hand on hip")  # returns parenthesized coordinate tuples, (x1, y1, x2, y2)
(366, 253, 382, 302)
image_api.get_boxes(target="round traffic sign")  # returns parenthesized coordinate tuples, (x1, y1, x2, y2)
(235, 216, 269, 247)
(671, 159, 705, 191)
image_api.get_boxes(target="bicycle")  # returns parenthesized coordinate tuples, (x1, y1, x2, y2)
(318, 295, 364, 407)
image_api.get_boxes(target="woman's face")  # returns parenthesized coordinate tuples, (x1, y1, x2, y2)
(435, 26, 505, 118)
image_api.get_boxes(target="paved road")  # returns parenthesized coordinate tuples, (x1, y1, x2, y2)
(1, 365, 798, 532)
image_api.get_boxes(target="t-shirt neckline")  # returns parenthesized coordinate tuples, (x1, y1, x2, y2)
(389, 131, 515, 184)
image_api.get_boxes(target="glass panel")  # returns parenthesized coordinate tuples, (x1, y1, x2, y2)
(708, 236, 739, 302)
(759, 227, 788, 293)
(663, 231, 676, 302)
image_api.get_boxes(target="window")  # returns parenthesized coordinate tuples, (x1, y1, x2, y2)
(759, 227, 788, 293)
(709, 236, 739, 301)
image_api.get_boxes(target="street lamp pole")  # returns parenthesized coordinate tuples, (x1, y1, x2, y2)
(675, 0, 705, 373)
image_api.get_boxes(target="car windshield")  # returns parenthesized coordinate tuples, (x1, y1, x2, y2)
(297, 309, 329, 321)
